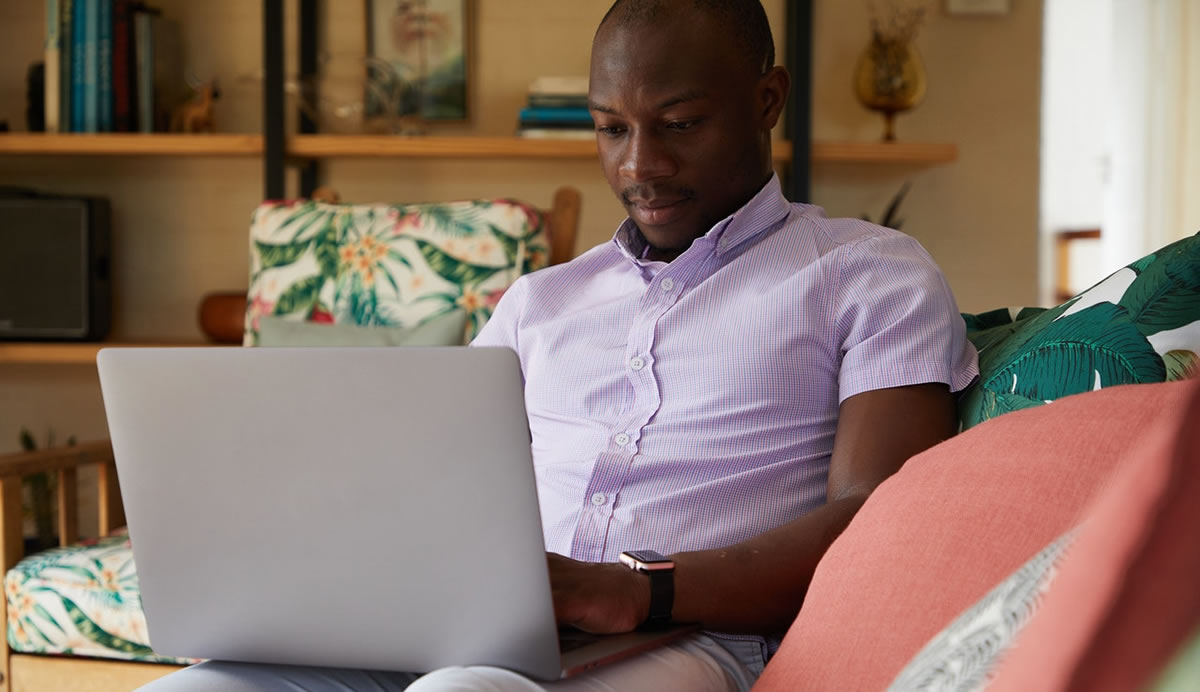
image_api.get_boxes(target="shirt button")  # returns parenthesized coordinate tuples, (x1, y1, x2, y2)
(614, 432, 631, 446)
(660, 278, 675, 292)
(629, 357, 645, 371)
(591, 492, 607, 506)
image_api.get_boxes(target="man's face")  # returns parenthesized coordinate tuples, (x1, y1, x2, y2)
(588, 14, 783, 260)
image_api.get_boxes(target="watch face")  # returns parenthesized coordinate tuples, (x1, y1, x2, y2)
(620, 550, 674, 571)
(623, 550, 670, 564)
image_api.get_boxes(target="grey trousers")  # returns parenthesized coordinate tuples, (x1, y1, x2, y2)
(135, 634, 765, 692)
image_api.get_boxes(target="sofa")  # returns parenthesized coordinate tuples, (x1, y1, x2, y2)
(3, 227, 1197, 692)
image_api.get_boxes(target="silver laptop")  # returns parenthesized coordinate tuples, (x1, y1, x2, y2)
(97, 346, 693, 680)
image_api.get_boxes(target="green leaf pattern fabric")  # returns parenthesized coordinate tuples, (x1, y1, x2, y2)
(960, 233, 1200, 429)
(4, 531, 197, 664)
(244, 198, 550, 345)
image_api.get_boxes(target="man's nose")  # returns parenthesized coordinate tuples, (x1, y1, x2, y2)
(619, 131, 678, 182)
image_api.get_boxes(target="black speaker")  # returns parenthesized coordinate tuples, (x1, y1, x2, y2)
(0, 193, 111, 341)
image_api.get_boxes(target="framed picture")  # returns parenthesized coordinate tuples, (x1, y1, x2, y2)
(365, 0, 471, 124)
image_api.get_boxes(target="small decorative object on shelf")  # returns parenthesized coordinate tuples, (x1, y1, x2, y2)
(198, 291, 247, 344)
(854, 0, 930, 142)
(365, 0, 471, 130)
(169, 77, 220, 133)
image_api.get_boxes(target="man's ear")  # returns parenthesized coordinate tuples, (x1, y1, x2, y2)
(758, 65, 790, 129)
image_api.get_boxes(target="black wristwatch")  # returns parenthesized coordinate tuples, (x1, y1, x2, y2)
(619, 549, 676, 628)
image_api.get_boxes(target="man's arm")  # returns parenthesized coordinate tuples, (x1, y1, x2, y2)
(551, 382, 958, 636)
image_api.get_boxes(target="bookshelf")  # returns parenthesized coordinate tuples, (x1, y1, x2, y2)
(0, 134, 959, 166)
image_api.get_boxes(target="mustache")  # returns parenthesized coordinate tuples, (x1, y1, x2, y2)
(620, 186, 697, 206)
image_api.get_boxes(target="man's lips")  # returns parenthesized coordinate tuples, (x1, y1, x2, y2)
(627, 198, 691, 226)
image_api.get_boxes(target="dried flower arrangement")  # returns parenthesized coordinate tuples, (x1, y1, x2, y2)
(868, 0, 932, 43)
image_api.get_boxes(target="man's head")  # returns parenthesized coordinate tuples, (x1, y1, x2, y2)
(589, 0, 789, 261)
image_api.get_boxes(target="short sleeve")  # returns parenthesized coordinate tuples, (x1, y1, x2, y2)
(834, 232, 978, 403)
(469, 274, 528, 351)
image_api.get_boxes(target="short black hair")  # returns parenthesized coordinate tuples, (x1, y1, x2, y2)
(599, 0, 775, 75)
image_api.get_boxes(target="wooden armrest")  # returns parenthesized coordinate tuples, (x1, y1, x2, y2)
(0, 440, 114, 479)
(0, 440, 124, 570)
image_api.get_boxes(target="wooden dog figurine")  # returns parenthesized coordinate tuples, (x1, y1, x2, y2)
(170, 79, 221, 133)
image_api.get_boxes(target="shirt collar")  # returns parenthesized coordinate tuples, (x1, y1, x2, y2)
(611, 173, 792, 265)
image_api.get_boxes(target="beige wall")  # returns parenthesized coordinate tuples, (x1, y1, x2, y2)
(0, 2, 1042, 485)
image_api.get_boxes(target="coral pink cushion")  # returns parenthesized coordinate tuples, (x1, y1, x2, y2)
(752, 380, 1198, 692)
(989, 378, 1200, 692)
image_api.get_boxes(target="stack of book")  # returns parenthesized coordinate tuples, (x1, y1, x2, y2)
(516, 77, 594, 140)
(43, 0, 179, 133)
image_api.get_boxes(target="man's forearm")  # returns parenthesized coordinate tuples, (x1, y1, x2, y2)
(669, 492, 869, 635)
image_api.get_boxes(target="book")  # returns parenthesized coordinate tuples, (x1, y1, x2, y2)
(518, 107, 594, 125)
(133, 6, 154, 132)
(516, 128, 597, 140)
(528, 76, 589, 97)
(44, 0, 61, 132)
(98, 0, 113, 132)
(70, 0, 86, 131)
(60, 0, 73, 132)
(82, 0, 99, 133)
(112, 0, 134, 132)
(528, 94, 589, 110)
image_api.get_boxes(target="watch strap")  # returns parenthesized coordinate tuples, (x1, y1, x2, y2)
(643, 566, 674, 628)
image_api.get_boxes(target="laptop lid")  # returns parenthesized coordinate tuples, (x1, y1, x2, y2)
(98, 346, 563, 680)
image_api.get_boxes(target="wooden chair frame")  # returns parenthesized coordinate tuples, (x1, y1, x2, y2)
(0, 186, 581, 692)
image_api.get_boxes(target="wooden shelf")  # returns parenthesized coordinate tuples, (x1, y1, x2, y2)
(0, 134, 263, 156)
(289, 135, 601, 159)
(0, 342, 216, 366)
(810, 140, 958, 164)
(0, 134, 957, 165)
(288, 136, 957, 165)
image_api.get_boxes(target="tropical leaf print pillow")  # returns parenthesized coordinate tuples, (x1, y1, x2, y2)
(244, 198, 551, 346)
(960, 233, 1200, 429)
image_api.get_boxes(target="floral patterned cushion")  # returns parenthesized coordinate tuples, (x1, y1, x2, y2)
(959, 233, 1200, 430)
(244, 198, 551, 346)
(4, 531, 196, 664)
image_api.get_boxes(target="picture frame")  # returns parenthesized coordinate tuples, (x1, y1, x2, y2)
(365, 0, 471, 126)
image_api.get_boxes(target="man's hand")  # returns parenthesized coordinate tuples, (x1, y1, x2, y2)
(548, 552, 649, 633)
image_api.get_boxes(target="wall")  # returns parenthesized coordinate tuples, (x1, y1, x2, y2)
(0, 1, 1044, 527)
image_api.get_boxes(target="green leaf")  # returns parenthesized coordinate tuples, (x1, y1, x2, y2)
(313, 227, 340, 281)
(59, 597, 154, 655)
(1128, 253, 1157, 274)
(981, 302, 1166, 404)
(273, 276, 324, 316)
(1117, 239, 1200, 337)
(347, 274, 379, 325)
(419, 205, 484, 237)
(387, 249, 413, 269)
(491, 224, 521, 265)
(975, 301, 1076, 377)
(32, 604, 67, 637)
(1163, 350, 1199, 380)
(413, 239, 503, 286)
(254, 238, 312, 273)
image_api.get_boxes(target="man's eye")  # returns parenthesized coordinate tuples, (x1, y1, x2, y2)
(666, 120, 699, 131)
(596, 125, 627, 137)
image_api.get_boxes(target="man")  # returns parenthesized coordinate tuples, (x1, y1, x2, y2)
(142, 1, 976, 690)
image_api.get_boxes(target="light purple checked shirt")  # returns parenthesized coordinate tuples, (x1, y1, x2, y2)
(473, 174, 977, 568)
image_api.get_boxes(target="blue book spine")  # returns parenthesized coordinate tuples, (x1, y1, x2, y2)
(70, 0, 86, 132)
(82, 0, 99, 133)
(98, 0, 113, 132)
(518, 107, 595, 124)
